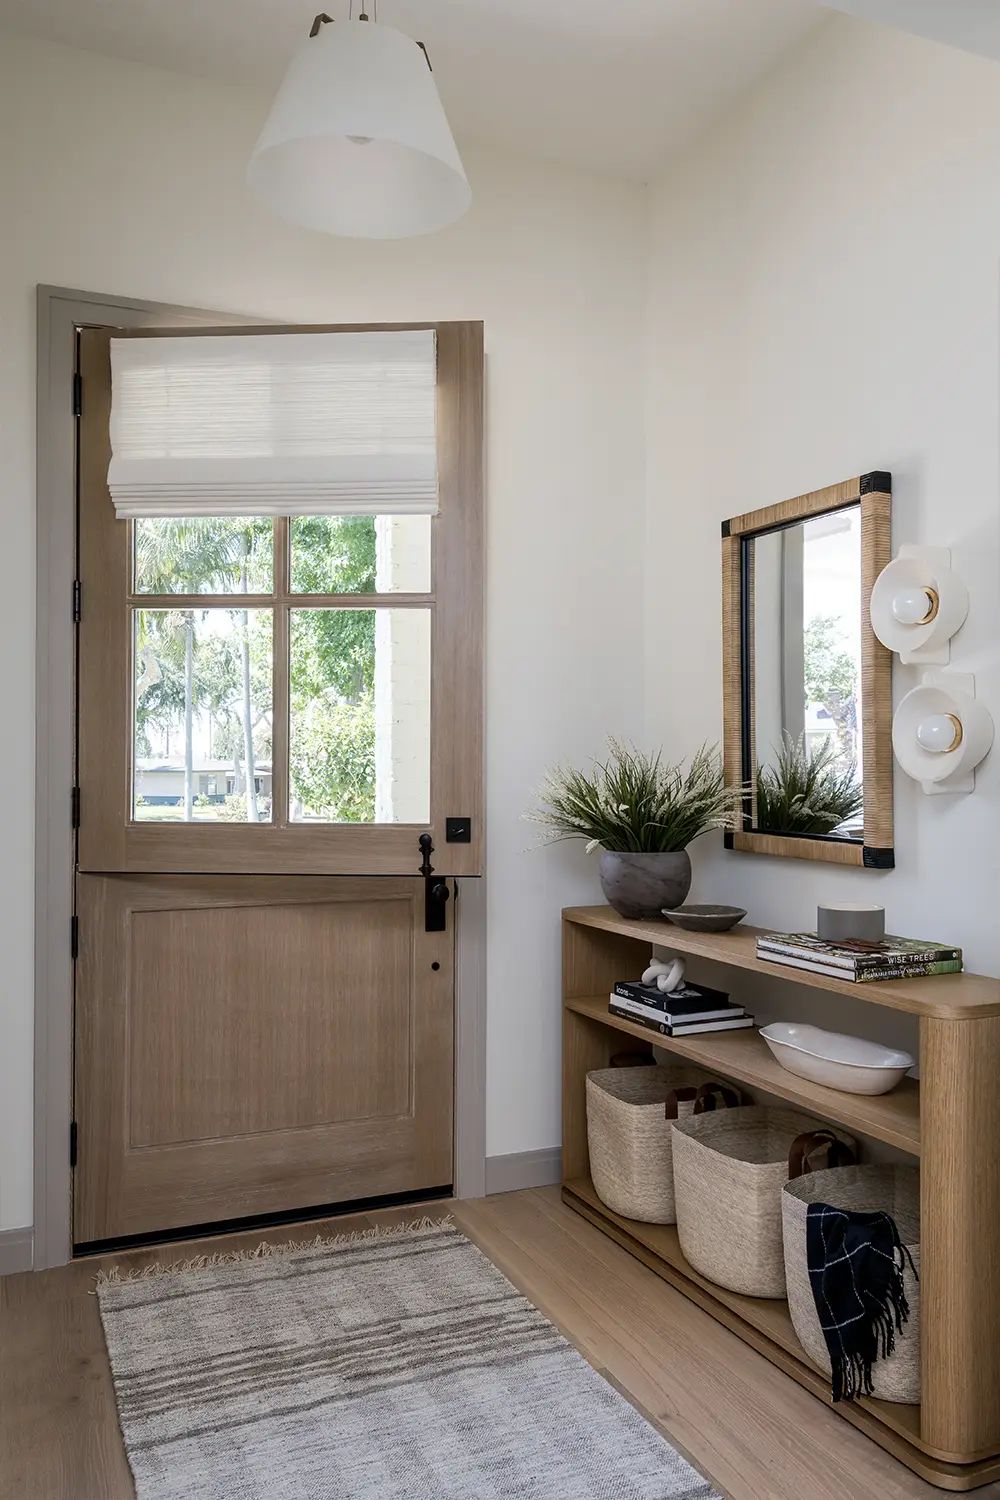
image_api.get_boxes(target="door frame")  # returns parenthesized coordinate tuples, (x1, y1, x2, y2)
(33, 284, 487, 1270)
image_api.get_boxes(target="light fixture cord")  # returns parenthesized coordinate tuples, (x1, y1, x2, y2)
(311, 0, 378, 33)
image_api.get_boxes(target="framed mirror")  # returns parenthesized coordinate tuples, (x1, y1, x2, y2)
(722, 473, 893, 868)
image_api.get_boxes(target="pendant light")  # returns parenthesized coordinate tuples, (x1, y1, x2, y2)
(247, 8, 471, 239)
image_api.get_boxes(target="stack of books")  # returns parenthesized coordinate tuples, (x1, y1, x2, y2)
(610, 980, 754, 1037)
(756, 931, 963, 982)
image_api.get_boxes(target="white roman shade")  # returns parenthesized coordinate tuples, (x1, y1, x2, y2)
(107, 329, 438, 518)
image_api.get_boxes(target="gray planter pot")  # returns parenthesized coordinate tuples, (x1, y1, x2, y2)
(599, 850, 693, 920)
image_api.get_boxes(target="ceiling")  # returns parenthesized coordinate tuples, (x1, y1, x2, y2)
(0, 0, 826, 179)
(819, 0, 1000, 64)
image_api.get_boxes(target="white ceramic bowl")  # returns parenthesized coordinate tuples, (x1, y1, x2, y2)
(759, 1022, 914, 1096)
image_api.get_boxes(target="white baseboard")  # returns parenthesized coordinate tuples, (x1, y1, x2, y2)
(484, 1147, 562, 1195)
(0, 1227, 33, 1275)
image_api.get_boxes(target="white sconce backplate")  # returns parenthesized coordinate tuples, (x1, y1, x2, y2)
(870, 545, 969, 664)
(892, 671, 994, 794)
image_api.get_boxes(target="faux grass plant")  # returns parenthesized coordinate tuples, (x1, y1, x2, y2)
(528, 741, 742, 854)
(755, 733, 863, 836)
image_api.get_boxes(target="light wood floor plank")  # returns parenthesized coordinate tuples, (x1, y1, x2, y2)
(455, 1188, 936, 1500)
(2, 1189, 997, 1500)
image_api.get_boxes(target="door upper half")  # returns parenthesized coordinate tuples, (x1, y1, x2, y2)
(76, 322, 484, 877)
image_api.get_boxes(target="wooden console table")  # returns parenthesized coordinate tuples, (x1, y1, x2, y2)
(561, 905, 1000, 1491)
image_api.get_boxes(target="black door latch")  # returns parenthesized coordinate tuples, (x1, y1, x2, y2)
(418, 834, 450, 932)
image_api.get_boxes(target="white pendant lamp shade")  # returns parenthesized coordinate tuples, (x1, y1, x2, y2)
(248, 20, 471, 239)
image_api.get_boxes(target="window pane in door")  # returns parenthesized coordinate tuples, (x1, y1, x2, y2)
(290, 608, 431, 824)
(133, 608, 273, 822)
(134, 518, 273, 594)
(289, 516, 432, 594)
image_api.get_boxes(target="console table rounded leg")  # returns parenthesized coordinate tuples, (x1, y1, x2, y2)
(920, 1015, 1000, 1460)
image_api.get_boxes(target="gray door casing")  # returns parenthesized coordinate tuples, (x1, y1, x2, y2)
(34, 285, 487, 1269)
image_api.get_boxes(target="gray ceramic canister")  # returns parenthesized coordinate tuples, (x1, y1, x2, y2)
(817, 903, 886, 943)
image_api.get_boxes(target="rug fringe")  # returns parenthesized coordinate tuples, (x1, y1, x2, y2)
(93, 1214, 454, 1289)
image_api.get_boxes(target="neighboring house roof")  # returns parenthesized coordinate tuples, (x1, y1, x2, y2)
(136, 759, 273, 773)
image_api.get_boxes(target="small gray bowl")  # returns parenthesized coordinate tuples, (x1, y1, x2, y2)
(662, 904, 747, 933)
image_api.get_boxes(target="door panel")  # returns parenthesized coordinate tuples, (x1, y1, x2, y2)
(127, 902, 413, 1145)
(74, 875, 453, 1244)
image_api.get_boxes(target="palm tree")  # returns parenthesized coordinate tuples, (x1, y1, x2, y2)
(134, 518, 268, 823)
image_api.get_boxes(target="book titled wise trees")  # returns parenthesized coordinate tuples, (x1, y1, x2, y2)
(756, 932, 962, 983)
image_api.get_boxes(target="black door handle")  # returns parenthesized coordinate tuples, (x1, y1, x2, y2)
(425, 879, 450, 933)
(418, 835, 449, 931)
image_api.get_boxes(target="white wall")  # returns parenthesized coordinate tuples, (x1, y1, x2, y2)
(645, 15, 1000, 1005)
(0, 32, 648, 1230)
(8, 12, 1000, 1237)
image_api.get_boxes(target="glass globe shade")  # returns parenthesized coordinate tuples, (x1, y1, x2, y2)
(915, 714, 962, 754)
(891, 585, 935, 627)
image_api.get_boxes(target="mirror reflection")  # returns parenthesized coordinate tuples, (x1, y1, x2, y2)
(749, 504, 864, 839)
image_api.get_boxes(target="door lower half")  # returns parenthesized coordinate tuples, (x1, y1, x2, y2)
(74, 875, 454, 1244)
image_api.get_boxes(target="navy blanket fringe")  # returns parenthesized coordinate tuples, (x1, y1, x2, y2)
(805, 1201, 917, 1402)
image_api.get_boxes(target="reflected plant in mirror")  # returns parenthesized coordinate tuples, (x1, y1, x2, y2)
(755, 733, 864, 837)
(721, 473, 893, 867)
(750, 505, 865, 840)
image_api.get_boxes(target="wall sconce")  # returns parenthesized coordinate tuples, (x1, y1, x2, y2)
(869, 546, 969, 664)
(892, 672, 994, 794)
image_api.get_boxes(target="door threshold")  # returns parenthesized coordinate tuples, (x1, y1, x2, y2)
(73, 1184, 454, 1258)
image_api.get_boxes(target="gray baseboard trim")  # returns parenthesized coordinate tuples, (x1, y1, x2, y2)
(0, 1227, 34, 1275)
(485, 1147, 562, 1195)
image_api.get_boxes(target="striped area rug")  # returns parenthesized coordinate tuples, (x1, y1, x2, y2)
(98, 1219, 720, 1499)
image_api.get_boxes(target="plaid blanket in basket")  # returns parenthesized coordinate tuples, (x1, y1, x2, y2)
(806, 1201, 917, 1402)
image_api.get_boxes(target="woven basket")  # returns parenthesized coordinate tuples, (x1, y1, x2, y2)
(586, 1066, 743, 1224)
(782, 1163, 920, 1403)
(671, 1106, 856, 1297)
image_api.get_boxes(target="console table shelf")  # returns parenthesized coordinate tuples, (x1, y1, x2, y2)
(564, 905, 1000, 1019)
(561, 906, 1000, 1492)
(565, 993, 921, 1154)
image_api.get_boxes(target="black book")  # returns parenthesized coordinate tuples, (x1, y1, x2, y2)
(609, 1002, 755, 1037)
(612, 980, 738, 1024)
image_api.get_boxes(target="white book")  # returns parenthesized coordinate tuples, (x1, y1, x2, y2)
(753, 951, 860, 981)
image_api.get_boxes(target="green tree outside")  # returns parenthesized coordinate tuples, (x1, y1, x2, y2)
(803, 613, 859, 767)
(133, 516, 379, 824)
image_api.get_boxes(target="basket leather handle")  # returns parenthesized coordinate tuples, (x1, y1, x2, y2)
(664, 1086, 698, 1120)
(788, 1129, 857, 1179)
(693, 1081, 743, 1114)
(665, 1080, 743, 1120)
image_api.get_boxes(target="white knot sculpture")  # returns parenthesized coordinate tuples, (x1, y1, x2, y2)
(641, 955, 687, 994)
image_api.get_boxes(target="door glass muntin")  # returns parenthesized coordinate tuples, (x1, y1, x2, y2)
(128, 515, 433, 828)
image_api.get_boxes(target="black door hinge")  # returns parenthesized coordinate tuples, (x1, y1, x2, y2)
(71, 786, 81, 829)
(70, 1121, 78, 1169)
(72, 372, 83, 417)
(72, 579, 82, 622)
(70, 914, 79, 959)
